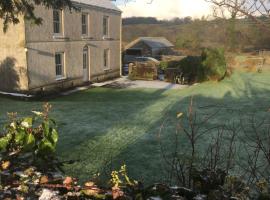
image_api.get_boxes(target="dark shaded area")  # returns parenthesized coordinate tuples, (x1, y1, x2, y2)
(0, 57, 19, 92)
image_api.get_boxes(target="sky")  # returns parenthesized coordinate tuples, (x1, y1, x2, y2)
(116, 0, 214, 19)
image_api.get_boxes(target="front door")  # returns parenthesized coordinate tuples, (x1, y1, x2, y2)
(83, 47, 90, 82)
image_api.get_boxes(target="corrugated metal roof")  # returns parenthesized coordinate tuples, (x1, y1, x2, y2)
(126, 37, 174, 50)
(73, 0, 121, 12)
(140, 37, 174, 48)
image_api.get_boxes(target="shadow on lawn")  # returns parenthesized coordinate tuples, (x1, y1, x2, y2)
(57, 72, 270, 184)
(109, 73, 270, 185)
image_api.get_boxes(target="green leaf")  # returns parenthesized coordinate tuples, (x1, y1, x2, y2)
(23, 134, 35, 151)
(38, 138, 55, 155)
(50, 129, 58, 144)
(0, 137, 10, 151)
(15, 130, 26, 145)
(42, 121, 50, 138)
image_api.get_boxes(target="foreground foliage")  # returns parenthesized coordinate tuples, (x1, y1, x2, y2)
(0, 103, 58, 163)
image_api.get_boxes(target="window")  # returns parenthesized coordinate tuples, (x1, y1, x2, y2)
(104, 49, 110, 68)
(82, 13, 88, 35)
(53, 10, 62, 34)
(103, 16, 109, 37)
(55, 53, 64, 78)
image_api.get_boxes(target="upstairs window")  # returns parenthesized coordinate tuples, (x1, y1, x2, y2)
(82, 13, 88, 35)
(104, 49, 110, 68)
(103, 16, 109, 37)
(55, 53, 64, 78)
(53, 10, 62, 34)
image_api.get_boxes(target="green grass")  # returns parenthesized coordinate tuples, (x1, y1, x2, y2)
(0, 72, 270, 184)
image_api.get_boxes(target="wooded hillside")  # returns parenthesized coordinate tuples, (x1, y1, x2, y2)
(122, 17, 270, 53)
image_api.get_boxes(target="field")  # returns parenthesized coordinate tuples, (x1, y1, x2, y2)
(0, 72, 270, 184)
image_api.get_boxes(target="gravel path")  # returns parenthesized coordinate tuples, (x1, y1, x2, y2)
(92, 76, 188, 90)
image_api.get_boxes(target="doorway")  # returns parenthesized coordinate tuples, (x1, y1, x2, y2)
(83, 46, 90, 82)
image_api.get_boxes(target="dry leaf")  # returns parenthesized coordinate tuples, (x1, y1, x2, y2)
(63, 177, 73, 185)
(2, 161, 10, 170)
(112, 186, 124, 199)
(40, 176, 49, 184)
(177, 112, 183, 118)
(85, 181, 95, 187)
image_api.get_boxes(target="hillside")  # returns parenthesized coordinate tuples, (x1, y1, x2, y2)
(122, 18, 270, 53)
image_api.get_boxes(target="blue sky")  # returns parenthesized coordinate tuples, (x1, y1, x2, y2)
(115, 0, 213, 19)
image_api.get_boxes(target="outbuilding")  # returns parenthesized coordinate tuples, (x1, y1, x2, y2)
(124, 37, 174, 60)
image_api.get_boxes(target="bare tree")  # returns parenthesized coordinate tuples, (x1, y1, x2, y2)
(206, 0, 270, 31)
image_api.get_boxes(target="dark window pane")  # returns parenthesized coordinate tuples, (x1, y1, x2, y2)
(55, 53, 63, 76)
(82, 14, 88, 35)
(103, 17, 108, 36)
(82, 25, 87, 35)
(104, 49, 109, 67)
(53, 10, 61, 34)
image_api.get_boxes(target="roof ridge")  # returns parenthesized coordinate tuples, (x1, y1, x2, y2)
(72, 0, 121, 12)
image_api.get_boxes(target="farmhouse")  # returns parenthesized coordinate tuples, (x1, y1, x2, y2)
(0, 0, 122, 94)
(124, 37, 174, 60)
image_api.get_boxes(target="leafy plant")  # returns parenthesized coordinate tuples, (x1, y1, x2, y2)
(111, 165, 137, 188)
(0, 103, 58, 162)
(201, 48, 227, 81)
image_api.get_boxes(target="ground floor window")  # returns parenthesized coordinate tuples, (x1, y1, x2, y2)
(55, 52, 64, 78)
(104, 49, 110, 69)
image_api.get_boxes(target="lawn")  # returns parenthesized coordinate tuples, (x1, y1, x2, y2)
(0, 72, 270, 184)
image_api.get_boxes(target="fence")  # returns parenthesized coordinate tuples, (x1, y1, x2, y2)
(128, 62, 158, 80)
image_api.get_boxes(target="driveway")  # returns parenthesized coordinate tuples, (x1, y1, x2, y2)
(92, 76, 188, 90)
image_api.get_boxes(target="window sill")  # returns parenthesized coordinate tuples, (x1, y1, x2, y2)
(53, 35, 69, 40)
(56, 76, 67, 81)
(81, 36, 93, 40)
(104, 68, 111, 71)
(103, 36, 112, 40)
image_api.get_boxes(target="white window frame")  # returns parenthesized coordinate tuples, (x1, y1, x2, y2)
(103, 49, 110, 69)
(82, 13, 88, 36)
(53, 9, 63, 35)
(103, 16, 109, 38)
(55, 52, 65, 79)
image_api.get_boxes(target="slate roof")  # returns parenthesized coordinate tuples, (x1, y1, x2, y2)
(73, 0, 121, 12)
(126, 37, 174, 50)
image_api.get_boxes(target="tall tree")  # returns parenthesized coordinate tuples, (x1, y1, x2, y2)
(0, 0, 74, 32)
(212, 0, 241, 51)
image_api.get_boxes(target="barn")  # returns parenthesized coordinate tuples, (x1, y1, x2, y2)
(124, 37, 174, 60)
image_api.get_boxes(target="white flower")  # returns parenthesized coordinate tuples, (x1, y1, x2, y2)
(32, 111, 43, 116)
(21, 121, 30, 128)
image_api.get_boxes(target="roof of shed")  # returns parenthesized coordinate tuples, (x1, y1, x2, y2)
(126, 37, 174, 50)
(73, 0, 121, 12)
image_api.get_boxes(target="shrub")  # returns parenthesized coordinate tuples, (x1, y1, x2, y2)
(178, 56, 204, 82)
(0, 103, 58, 166)
(201, 48, 227, 81)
